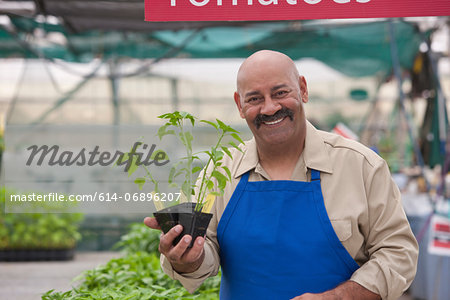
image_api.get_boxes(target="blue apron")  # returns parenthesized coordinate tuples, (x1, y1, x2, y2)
(217, 169, 359, 299)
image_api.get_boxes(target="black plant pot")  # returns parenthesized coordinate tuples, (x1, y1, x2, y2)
(0, 248, 75, 261)
(153, 202, 196, 234)
(153, 202, 212, 248)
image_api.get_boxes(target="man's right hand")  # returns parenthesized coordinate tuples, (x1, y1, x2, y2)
(143, 217, 205, 274)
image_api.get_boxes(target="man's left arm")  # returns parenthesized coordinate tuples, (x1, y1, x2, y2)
(291, 281, 380, 299)
(347, 160, 418, 299)
(293, 159, 418, 300)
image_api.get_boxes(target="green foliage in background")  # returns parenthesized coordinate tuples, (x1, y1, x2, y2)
(377, 135, 399, 172)
(113, 223, 160, 255)
(0, 187, 83, 249)
(43, 223, 221, 300)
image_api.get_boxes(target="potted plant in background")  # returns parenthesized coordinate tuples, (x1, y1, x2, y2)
(0, 188, 83, 261)
(131, 111, 243, 247)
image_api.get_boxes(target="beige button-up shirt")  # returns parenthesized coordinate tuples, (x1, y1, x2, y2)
(161, 121, 418, 300)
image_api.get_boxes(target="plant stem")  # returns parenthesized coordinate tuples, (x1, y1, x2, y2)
(178, 119, 193, 201)
(143, 165, 159, 194)
(196, 129, 226, 211)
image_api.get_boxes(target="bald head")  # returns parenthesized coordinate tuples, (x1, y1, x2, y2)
(233, 50, 309, 154)
(237, 50, 299, 94)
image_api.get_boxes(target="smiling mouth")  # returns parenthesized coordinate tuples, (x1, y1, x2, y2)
(254, 107, 294, 129)
(263, 117, 285, 125)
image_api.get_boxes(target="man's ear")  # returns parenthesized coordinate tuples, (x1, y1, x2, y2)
(299, 76, 308, 103)
(234, 92, 245, 118)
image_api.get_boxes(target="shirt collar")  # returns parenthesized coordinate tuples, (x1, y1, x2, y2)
(303, 121, 333, 174)
(233, 120, 333, 179)
(234, 137, 259, 179)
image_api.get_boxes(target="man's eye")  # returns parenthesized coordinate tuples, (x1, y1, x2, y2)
(275, 90, 288, 97)
(247, 97, 259, 102)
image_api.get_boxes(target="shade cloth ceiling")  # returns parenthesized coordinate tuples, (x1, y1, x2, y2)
(0, 0, 431, 77)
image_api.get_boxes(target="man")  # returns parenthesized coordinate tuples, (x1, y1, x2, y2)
(144, 50, 418, 299)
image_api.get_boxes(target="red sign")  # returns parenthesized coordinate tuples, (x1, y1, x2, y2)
(428, 215, 450, 257)
(145, 0, 450, 22)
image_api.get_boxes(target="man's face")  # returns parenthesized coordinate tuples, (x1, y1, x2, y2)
(234, 59, 308, 147)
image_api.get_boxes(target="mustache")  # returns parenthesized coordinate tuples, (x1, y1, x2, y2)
(254, 107, 294, 129)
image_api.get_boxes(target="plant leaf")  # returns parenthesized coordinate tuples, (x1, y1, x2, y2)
(127, 155, 139, 177)
(200, 119, 219, 130)
(215, 119, 227, 130)
(225, 126, 239, 133)
(221, 146, 232, 159)
(181, 181, 191, 198)
(191, 166, 203, 174)
(158, 126, 176, 140)
(212, 170, 227, 190)
(187, 115, 195, 126)
(222, 165, 232, 181)
(212, 149, 224, 162)
(206, 179, 214, 190)
(229, 141, 243, 153)
(174, 169, 185, 178)
(168, 166, 176, 184)
(158, 112, 172, 119)
(231, 133, 244, 144)
(134, 178, 146, 190)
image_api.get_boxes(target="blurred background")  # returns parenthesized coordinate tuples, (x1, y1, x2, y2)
(0, 1, 449, 299)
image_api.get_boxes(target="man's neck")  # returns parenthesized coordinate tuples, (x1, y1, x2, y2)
(256, 138, 305, 180)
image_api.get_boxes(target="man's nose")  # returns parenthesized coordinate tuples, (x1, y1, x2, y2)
(260, 97, 281, 116)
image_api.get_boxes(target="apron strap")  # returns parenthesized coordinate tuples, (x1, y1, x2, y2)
(241, 171, 250, 183)
(310, 169, 321, 181)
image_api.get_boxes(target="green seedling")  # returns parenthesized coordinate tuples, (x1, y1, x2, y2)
(127, 111, 243, 212)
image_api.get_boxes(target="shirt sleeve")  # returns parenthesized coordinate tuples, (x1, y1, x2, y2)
(350, 160, 419, 300)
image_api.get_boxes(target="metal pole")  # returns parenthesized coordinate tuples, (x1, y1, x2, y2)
(388, 20, 427, 171)
(170, 78, 179, 111)
(424, 42, 448, 156)
(109, 59, 120, 125)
